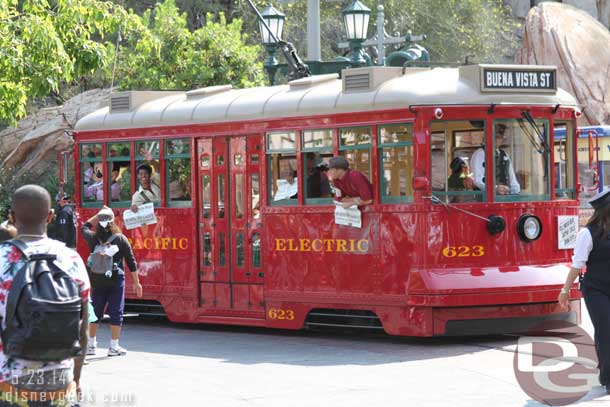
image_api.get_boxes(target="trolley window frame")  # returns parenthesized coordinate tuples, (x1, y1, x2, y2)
(493, 118, 551, 203)
(164, 138, 193, 208)
(377, 123, 414, 204)
(266, 130, 299, 206)
(301, 128, 334, 205)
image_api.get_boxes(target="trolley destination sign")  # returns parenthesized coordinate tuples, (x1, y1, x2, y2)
(480, 66, 557, 92)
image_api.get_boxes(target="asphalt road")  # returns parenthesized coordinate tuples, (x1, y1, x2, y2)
(79, 302, 608, 407)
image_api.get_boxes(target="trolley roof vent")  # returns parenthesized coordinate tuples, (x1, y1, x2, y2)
(109, 91, 181, 113)
(289, 74, 339, 89)
(110, 94, 131, 112)
(342, 67, 403, 93)
(186, 85, 233, 99)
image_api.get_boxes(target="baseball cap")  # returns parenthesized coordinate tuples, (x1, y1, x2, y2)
(328, 156, 349, 170)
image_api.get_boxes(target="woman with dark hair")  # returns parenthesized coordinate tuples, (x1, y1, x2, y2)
(81, 207, 142, 357)
(559, 188, 610, 394)
(447, 157, 476, 203)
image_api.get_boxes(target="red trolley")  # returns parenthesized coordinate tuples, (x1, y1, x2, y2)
(72, 64, 582, 336)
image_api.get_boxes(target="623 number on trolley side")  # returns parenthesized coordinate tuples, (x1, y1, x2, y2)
(442, 246, 485, 258)
(268, 308, 295, 320)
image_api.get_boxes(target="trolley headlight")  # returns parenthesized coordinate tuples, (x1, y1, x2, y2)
(517, 214, 542, 242)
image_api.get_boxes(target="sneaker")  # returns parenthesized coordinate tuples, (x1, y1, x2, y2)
(86, 344, 97, 356)
(108, 345, 127, 356)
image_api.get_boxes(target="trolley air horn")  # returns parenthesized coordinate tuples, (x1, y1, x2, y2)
(424, 195, 506, 235)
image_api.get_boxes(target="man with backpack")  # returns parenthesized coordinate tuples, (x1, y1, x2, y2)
(0, 185, 90, 406)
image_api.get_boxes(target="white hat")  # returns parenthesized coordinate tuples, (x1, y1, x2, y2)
(97, 208, 114, 228)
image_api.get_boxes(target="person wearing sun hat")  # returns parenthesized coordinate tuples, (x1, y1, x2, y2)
(559, 187, 610, 394)
(81, 206, 142, 357)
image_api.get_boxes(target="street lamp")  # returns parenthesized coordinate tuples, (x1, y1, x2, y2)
(259, 5, 285, 85)
(342, 0, 371, 67)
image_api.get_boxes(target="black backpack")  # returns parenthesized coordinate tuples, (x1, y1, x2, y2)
(1, 240, 82, 362)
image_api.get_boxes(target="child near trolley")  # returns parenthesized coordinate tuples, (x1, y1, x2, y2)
(559, 187, 610, 394)
(81, 207, 142, 356)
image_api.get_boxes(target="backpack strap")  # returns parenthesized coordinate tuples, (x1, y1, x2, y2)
(1, 240, 52, 336)
(4, 239, 29, 260)
(105, 234, 120, 245)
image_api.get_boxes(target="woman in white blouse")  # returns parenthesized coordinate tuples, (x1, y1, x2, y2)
(559, 188, 610, 394)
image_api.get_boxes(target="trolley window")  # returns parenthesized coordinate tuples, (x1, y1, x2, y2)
(378, 124, 413, 203)
(494, 119, 550, 202)
(267, 131, 298, 206)
(431, 120, 485, 203)
(553, 121, 575, 200)
(339, 127, 372, 181)
(135, 141, 161, 206)
(107, 142, 132, 207)
(80, 143, 103, 207)
(165, 138, 192, 207)
(302, 129, 333, 204)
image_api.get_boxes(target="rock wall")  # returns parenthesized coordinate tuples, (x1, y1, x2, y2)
(515, 2, 610, 125)
(504, 0, 610, 27)
(0, 89, 112, 178)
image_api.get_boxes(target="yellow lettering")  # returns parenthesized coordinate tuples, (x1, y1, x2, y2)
(287, 239, 299, 252)
(127, 238, 133, 246)
(336, 239, 347, 252)
(154, 238, 161, 250)
(161, 238, 171, 250)
(348, 239, 355, 252)
(171, 238, 178, 250)
(311, 239, 323, 252)
(323, 239, 334, 252)
(133, 238, 143, 250)
(357, 239, 369, 253)
(299, 239, 311, 252)
(143, 238, 152, 250)
(179, 238, 189, 250)
(275, 239, 286, 251)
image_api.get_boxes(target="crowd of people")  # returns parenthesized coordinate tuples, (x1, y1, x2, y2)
(0, 185, 142, 406)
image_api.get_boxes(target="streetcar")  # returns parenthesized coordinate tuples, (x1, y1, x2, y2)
(72, 64, 582, 336)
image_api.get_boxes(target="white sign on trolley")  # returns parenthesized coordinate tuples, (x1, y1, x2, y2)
(557, 215, 578, 249)
(123, 203, 158, 230)
(334, 201, 362, 228)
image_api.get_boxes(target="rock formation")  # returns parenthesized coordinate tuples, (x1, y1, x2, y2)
(0, 89, 112, 179)
(504, 0, 610, 27)
(516, 2, 610, 125)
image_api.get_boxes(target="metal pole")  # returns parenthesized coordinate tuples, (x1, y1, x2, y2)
(307, 0, 321, 61)
(376, 5, 385, 66)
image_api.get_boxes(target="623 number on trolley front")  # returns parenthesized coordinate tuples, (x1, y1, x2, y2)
(268, 308, 295, 320)
(442, 245, 485, 258)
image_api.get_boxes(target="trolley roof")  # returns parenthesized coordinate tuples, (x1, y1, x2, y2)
(75, 64, 579, 132)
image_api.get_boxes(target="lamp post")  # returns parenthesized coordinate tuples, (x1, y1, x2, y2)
(342, 0, 372, 67)
(259, 5, 285, 85)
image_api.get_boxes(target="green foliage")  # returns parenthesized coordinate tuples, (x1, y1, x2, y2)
(0, 164, 71, 222)
(117, 0, 236, 30)
(235, 0, 519, 65)
(115, 0, 265, 90)
(0, 0, 139, 124)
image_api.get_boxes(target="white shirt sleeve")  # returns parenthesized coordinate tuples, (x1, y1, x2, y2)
(507, 158, 521, 194)
(571, 228, 592, 269)
(470, 148, 486, 191)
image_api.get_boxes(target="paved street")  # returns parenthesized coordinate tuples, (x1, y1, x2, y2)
(80, 303, 608, 407)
